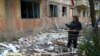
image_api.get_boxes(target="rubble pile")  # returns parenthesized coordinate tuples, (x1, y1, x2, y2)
(0, 43, 20, 56)
(18, 29, 68, 54)
(0, 29, 84, 56)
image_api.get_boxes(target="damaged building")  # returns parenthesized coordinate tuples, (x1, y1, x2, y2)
(0, 0, 89, 40)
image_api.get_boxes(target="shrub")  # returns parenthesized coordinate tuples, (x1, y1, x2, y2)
(79, 28, 100, 56)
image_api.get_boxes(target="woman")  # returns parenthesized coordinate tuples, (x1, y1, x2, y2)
(66, 16, 82, 52)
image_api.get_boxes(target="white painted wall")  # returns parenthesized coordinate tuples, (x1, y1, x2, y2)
(49, 0, 71, 5)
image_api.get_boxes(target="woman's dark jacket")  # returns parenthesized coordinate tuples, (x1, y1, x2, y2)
(66, 21, 82, 39)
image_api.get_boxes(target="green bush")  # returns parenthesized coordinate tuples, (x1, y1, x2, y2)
(79, 28, 100, 56)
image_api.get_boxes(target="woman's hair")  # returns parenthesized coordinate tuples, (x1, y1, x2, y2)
(73, 16, 79, 22)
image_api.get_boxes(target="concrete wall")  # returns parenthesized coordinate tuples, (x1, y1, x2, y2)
(0, 0, 5, 32)
(0, 0, 6, 39)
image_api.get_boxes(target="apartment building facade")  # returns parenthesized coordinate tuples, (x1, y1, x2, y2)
(0, 0, 89, 40)
(74, 0, 90, 17)
(95, 0, 100, 18)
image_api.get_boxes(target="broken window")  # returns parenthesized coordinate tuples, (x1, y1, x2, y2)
(50, 4, 58, 17)
(21, 0, 40, 18)
(62, 6, 67, 16)
(83, 11, 86, 17)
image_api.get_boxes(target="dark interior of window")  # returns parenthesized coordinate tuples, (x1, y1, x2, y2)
(21, 0, 40, 18)
(50, 4, 58, 17)
(62, 7, 67, 16)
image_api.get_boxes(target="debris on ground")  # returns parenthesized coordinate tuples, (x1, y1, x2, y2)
(0, 29, 84, 56)
(0, 43, 19, 56)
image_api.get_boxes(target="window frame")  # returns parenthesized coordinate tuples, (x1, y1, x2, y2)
(20, 0, 40, 19)
(62, 6, 67, 17)
(49, 4, 58, 17)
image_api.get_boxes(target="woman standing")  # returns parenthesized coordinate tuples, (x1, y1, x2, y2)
(66, 16, 82, 53)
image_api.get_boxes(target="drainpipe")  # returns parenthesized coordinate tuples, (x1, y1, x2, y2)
(71, 0, 75, 17)
(70, 0, 75, 17)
